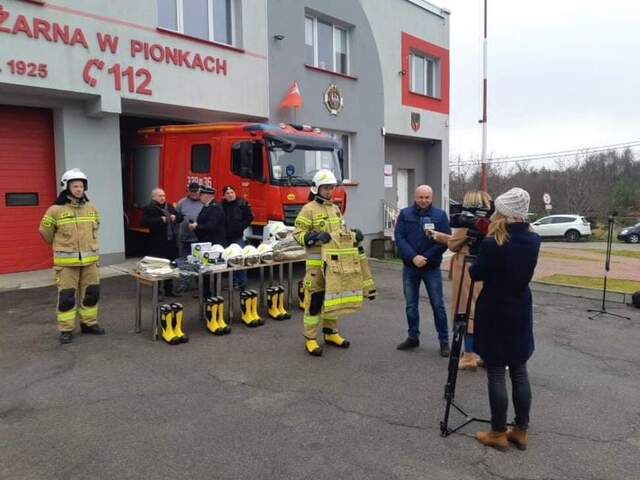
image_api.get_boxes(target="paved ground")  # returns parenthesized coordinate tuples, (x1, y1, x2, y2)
(1, 263, 639, 480)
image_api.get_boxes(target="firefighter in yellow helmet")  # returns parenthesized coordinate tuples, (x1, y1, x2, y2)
(293, 169, 365, 356)
(39, 168, 104, 344)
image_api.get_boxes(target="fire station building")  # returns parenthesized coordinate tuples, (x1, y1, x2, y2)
(0, 0, 449, 274)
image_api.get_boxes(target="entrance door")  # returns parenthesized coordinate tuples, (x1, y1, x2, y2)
(397, 169, 409, 209)
(0, 106, 56, 273)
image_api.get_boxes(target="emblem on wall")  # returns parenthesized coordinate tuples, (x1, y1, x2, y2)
(323, 84, 344, 115)
(411, 112, 421, 132)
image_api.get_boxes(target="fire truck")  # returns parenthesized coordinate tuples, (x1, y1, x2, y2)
(125, 122, 346, 246)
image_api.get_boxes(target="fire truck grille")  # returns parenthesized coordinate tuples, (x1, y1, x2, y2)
(283, 204, 303, 226)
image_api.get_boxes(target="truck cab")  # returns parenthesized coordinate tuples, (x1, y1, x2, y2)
(125, 122, 346, 249)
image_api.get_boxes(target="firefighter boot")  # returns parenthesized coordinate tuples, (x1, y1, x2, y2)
(205, 297, 222, 335)
(171, 303, 189, 343)
(475, 431, 508, 451)
(305, 337, 323, 357)
(276, 286, 291, 320)
(297, 280, 308, 311)
(322, 327, 350, 348)
(159, 305, 180, 345)
(240, 290, 258, 327)
(248, 290, 264, 326)
(267, 287, 280, 320)
(215, 296, 231, 334)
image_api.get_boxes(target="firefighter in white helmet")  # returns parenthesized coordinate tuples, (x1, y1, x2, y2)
(293, 169, 365, 356)
(39, 168, 104, 344)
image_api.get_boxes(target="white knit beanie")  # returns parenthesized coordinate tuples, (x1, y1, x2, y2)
(494, 187, 530, 219)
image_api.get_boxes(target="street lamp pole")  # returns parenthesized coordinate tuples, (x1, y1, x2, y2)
(479, 0, 488, 192)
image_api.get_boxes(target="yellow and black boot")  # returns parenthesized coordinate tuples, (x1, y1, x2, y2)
(267, 287, 281, 320)
(276, 286, 291, 320)
(240, 290, 258, 327)
(205, 297, 223, 335)
(215, 296, 231, 334)
(170, 302, 189, 343)
(305, 337, 323, 357)
(248, 290, 264, 326)
(297, 280, 308, 311)
(323, 327, 350, 348)
(159, 304, 180, 345)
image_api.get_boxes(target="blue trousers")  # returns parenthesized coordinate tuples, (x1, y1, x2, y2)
(227, 238, 247, 287)
(402, 266, 449, 343)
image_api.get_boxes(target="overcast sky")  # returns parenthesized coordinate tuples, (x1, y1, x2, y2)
(440, 0, 640, 162)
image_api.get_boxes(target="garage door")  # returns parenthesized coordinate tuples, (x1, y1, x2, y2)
(0, 106, 56, 274)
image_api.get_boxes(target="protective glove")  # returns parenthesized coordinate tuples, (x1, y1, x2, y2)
(304, 232, 319, 246)
(352, 229, 364, 243)
(316, 232, 332, 244)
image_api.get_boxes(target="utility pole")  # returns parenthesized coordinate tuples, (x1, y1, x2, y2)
(479, 0, 488, 192)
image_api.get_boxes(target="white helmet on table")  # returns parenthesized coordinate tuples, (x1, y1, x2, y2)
(60, 168, 89, 191)
(310, 169, 337, 195)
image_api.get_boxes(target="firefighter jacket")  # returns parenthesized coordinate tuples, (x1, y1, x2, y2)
(39, 198, 100, 266)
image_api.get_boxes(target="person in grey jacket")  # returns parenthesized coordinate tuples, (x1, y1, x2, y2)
(176, 182, 204, 257)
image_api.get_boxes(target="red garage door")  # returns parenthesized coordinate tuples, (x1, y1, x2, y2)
(0, 106, 56, 274)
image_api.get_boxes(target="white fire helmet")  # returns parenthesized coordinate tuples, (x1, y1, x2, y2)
(209, 244, 225, 262)
(223, 243, 244, 267)
(242, 245, 260, 266)
(310, 169, 337, 195)
(264, 221, 289, 243)
(60, 168, 89, 192)
(257, 243, 274, 263)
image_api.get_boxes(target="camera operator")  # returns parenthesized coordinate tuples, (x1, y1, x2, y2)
(432, 190, 492, 371)
(468, 187, 540, 451)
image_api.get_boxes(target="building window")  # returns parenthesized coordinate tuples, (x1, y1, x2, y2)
(324, 131, 351, 181)
(191, 144, 211, 173)
(410, 52, 440, 98)
(157, 0, 234, 45)
(305, 15, 349, 74)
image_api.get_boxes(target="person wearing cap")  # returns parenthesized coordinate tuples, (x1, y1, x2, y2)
(221, 186, 254, 288)
(395, 185, 452, 357)
(468, 187, 540, 452)
(176, 182, 204, 258)
(191, 185, 225, 296)
(39, 168, 105, 344)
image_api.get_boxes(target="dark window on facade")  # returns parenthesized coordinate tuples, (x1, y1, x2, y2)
(231, 141, 264, 181)
(6, 192, 39, 207)
(191, 144, 211, 173)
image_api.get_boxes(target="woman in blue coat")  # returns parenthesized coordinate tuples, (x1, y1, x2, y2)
(469, 187, 540, 451)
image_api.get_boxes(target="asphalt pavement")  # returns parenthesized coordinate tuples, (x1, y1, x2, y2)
(1, 262, 639, 480)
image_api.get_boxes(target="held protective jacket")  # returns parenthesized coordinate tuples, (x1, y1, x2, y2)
(394, 203, 451, 270)
(39, 198, 100, 266)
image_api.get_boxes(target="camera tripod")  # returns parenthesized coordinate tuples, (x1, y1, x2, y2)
(440, 254, 493, 437)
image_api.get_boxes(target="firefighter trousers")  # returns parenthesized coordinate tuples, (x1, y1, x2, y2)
(302, 266, 339, 339)
(54, 264, 100, 332)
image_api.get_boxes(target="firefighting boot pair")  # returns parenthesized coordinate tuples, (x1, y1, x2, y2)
(240, 290, 262, 327)
(267, 286, 291, 320)
(159, 303, 189, 345)
(322, 327, 350, 348)
(205, 296, 230, 336)
(297, 280, 309, 311)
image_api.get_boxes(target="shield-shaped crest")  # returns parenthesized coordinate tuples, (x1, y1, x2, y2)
(411, 112, 421, 132)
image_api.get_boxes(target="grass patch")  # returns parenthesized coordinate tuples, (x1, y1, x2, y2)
(539, 251, 600, 262)
(576, 248, 640, 260)
(537, 274, 640, 293)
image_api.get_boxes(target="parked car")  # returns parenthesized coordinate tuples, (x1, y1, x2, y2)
(531, 214, 592, 242)
(618, 222, 640, 244)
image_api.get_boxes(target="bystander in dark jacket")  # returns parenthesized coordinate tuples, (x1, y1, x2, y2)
(195, 187, 226, 246)
(141, 190, 183, 260)
(221, 186, 254, 245)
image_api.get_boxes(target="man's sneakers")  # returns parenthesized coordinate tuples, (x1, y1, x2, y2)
(440, 342, 451, 357)
(397, 337, 420, 350)
(81, 323, 106, 335)
(59, 331, 73, 344)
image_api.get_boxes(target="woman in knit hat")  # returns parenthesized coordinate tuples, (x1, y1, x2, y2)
(468, 187, 541, 451)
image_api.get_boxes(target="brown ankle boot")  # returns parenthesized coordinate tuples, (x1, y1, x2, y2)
(475, 430, 508, 451)
(458, 352, 478, 371)
(506, 426, 528, 450)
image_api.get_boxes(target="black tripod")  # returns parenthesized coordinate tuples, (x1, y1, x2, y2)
(587, 215, 630, 321)
(440, 254, 494, 436)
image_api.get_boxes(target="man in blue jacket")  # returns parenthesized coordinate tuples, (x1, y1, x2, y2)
(394, 185, 451, 356)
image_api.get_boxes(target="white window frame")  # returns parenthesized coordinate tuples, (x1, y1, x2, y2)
(305, 15, 350, 75)
(410, 51, 440, 98)
(161, 0, 235, 46)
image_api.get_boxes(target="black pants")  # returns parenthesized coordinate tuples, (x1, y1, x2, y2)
(486, 363, 531, 432)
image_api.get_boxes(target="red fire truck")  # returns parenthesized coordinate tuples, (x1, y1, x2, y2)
(125, 122, 346, 245)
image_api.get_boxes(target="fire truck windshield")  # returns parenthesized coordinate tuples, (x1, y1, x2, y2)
(268, 147, 342, 186)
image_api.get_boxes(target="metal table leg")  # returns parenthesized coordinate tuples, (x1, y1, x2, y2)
(152, 281, 159, 341)
(287, 261, 293, 308)
(279, 263, 284, 287)
(135, 280, 142, 333)
(228, 270, 234, 323)
(260, 266, 265, 308)
(198, 273, 204, 323)
(269, 265, 274, 287)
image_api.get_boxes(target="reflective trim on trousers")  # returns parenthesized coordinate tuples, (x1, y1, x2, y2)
(303, 314, 320, 326)
(79, 305, 98, 320)
(57, 309, 77, 322)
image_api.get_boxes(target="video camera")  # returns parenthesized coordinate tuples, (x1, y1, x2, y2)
(449, 203, 494, 254)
